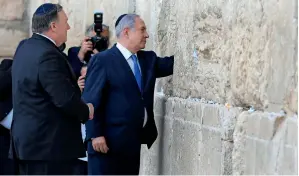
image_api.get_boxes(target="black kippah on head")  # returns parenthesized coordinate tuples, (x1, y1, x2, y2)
(34, 3, 57, 16)
(115, 14, 127, 28)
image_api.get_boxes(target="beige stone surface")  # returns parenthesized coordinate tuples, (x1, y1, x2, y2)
(233, 111, 298, 175)
(0, 0, 25, 20)
(140, 96, 241, 175)
(0, 28, 27, 56)
(141, 95, 297, 175)
(0, 0, 297, 175)
(59, 0, 86, 48)
(141, 0, 298, 113)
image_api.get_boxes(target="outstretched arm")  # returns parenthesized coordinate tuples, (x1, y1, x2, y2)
(155, 54, 174, 78)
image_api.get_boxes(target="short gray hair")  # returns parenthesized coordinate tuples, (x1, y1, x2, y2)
(85, 24, 109, 37)
(32, 4, 63, 34)
(115, 14, 139, 38)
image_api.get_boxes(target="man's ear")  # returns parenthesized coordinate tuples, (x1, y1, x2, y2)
(123, 28, 130, 38)
(49, 21, 57, 32)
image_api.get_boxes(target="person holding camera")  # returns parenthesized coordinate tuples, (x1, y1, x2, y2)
(68, 24, 109, 79)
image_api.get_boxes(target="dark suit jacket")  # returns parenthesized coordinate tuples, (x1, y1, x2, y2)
(10, 33, 90, 160)
(67, 47, 92, 79)
(82, 45, 174, 156)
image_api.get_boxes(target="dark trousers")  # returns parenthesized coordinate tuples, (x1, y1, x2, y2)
(0, 131, 17, 175)
(18, 159, 80, 175)
(73, 159, 88, 175)
(88, 153, 140, 175)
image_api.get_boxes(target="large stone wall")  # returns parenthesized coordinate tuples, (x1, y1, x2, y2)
(140, 95, 298, 175)
(0, 0, 297, 175)
(0, 0, 29, 58)
(137, 0, 297, 174)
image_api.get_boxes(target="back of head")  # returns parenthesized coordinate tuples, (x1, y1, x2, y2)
(32, 3, 62, 34)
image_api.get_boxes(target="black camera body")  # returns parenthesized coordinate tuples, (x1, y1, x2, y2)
(89, 12, 108, 52)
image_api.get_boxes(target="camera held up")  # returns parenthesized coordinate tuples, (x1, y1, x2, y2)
(89, 12, 109, 52)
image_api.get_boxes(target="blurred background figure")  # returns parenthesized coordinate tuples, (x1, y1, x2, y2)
(68, 23, 109, 79)
(0, 59, 17, 175)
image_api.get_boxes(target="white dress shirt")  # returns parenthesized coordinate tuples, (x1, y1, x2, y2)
(116, 42, 147, 127)
(79, 124, 87, 161)
(0, 109, 13, 129)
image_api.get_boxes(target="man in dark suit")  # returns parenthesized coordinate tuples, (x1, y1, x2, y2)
(10, 3, 94, 175)
(82, 14, 174, 175)
(68, 24, 110, 79)
(0, 59, 16, 175)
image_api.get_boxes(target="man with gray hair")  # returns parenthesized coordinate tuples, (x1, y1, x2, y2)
(10, 3, 94, 174)
(82, 14, 174, 175)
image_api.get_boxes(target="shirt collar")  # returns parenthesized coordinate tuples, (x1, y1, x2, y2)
(35, 33, 56, 45)
(116, 42, 137, 60)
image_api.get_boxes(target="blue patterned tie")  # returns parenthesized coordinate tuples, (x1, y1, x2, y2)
(131, 54, 142, 92)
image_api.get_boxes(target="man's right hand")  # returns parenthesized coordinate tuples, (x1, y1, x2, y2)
(92, 136, 109, 153)
(78, 37, 93, 61)
(87, 103, 94, 120)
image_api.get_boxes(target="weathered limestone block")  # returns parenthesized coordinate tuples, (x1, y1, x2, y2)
(157, 115, 174, 175)
(0, 28, 27, 57)
(221, 141, 234, 175)
(143, 0, 297, 113)
(198, 127, 222, 175)
(142, 96, 241, 175)
(140, 112, 174, 175)
(0, 0, 25, 20)
(59, 0, 86, 48)
(233, 112, 298, 175)
(171, 119, 202, 175)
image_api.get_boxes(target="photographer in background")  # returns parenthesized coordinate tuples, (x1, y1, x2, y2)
(68, 23, 109, 79)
